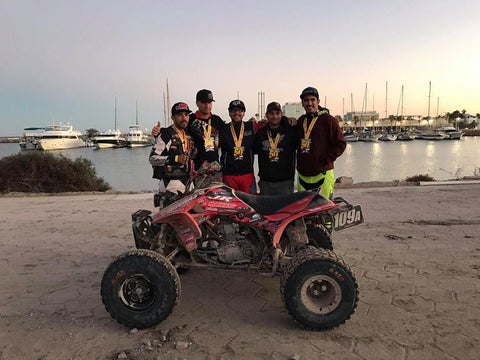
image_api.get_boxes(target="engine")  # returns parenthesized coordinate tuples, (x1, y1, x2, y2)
(198, 219, 263, 265)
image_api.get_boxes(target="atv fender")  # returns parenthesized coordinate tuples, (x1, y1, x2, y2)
(152, 212, 201, 252)
(271, 204, 337, 248)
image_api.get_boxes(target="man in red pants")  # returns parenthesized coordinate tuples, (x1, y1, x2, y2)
(219, 100, 258, 194)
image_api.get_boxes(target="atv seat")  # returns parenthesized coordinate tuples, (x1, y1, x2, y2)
(235, 190, 328, 215)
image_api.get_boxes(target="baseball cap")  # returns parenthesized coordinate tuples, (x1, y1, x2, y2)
(300, 87, 319, 100)
(196, 89, 215, 102)
(171, 102, 192, 115)
(228, 99, 246, 111)
(266, 102, 282, 113)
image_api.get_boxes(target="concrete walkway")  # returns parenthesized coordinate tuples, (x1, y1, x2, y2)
(0, 185, 479, 360)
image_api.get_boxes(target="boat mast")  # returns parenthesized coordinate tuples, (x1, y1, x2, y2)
(436, 97, 439, 118)
(163, 92, 167, 128)
(135, 99, 139, 126)
(342, 97, 345, 120)
(114, 96, 117, 131)
(166, 79, 171, 126)
(401, 85, 404, 120)
(427, 81, 431, 120)
(350, 93, 355, 131)
(361, 83, 367, 131)
(324, 96, 327, 108)
(385, 81, 388, 120)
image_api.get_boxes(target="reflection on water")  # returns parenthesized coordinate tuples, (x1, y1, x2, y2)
(334, 137, 480, 183)
(1, 137, 480, 189)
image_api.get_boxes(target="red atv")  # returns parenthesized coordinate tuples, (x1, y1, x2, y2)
(101, 164, 364, 331)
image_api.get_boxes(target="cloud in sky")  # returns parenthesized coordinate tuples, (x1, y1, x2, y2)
(1, 0, 479, 135)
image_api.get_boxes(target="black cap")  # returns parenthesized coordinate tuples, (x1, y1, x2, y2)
(228, 99, 246, 111)
(196, 89, 215, 102)
(171, 102, 191, 116)
(266, 102, 282, 113)
(300, 87, 319, 100)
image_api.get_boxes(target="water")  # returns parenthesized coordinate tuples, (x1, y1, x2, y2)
(1, 137, 479, 190)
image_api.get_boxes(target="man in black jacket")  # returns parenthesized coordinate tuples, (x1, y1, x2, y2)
(149, 102, 195, 194)
(255, 102, 297, 195)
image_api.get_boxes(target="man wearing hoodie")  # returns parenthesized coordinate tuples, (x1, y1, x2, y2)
(296, 87, 346, 199)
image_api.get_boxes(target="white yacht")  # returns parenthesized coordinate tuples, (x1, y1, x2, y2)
(358, 131, 380, 142)
(420, 131, 447, 140)
(126, 125, 153, 147)
(19, 125, 85, 150)
(438, 126, 463, 140)
(378, 133, 398, 141)
(93, 129, 128, 149)
(344, 133, 359, 142)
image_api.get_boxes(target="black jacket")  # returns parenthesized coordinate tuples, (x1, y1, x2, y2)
(149, 126, 195, 180)
(220, 121, 256, 176)
(254, 117, 297, 182)
(187, 112, 225, 168)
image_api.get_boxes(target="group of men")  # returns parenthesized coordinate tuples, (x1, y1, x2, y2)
(149, 87, 346, 199)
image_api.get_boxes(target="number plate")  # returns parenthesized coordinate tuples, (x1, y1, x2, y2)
(332, 205, 364, 231)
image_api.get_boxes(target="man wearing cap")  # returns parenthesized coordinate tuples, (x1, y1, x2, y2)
(149, 102, 195, 193)
(219, 100, 257, 194)
(297, 87, 346, 199)
(254, 102, 297, 195)
(152, 89, 224, 171)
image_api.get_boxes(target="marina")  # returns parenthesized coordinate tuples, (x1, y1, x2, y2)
(1, 136, 479, 191)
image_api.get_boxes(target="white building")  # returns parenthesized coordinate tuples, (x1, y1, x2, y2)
(282, 102, 304, 119)
(344, 111, 379, 123)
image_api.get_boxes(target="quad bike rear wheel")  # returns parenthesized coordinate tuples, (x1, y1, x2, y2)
(280, 246, 358, 330)
(101, 249, 180, 329)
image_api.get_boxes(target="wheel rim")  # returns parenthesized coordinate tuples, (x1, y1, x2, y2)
(118, 274, 156, 311)
(300, 274, 342, 315)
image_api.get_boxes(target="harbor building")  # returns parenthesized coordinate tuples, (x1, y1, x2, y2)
(282, 102, 304, 119)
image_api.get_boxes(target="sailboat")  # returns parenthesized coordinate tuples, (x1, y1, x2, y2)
(127, 101, 153, 147)
(93, 97, 128, 149)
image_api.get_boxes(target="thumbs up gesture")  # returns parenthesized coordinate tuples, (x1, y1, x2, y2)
(152, 121, 161, 137)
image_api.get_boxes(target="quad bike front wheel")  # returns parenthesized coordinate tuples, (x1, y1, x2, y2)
(101, 249, 180, 329)
(280, 246, 358, 330)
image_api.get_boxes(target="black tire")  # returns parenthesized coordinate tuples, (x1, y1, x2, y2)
(307, 224, 333, 250)
(280, 246, 358, 331)
(101, 249, 180, 329)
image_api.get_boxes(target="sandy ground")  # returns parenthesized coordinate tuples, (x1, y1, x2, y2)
(0, 184, 479, 360)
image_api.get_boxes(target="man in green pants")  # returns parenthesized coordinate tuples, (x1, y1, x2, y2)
(296, 87, 346, 199)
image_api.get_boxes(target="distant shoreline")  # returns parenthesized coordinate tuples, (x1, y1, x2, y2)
(0, 137, 20, 143)
(1, 177, 479, 197)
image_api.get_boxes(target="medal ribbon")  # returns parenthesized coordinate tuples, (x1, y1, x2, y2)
(303, 115, 319, 141)
(173, 125, 189, 154)
(302, 110, 328, 139)
(202, 118, 212, 139)
(267, 130, 280, 150)
(230, 122, 244, 148)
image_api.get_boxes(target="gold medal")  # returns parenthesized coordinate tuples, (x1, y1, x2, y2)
(203, 119, 215, 152)
(230, 122, 245, 160)
(301, 113, 321, 154)
(267, 129, 281, 162)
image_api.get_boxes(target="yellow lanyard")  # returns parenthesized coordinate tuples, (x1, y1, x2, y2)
(202, 118, 212, 138)
(173, 125, 189, 154)
(267, 129, 281, 149)
(230, 122, 244, 148)
(303, 115, 319, 140)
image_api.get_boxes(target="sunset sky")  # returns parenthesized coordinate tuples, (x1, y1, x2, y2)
(1, 0, 479, 135)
